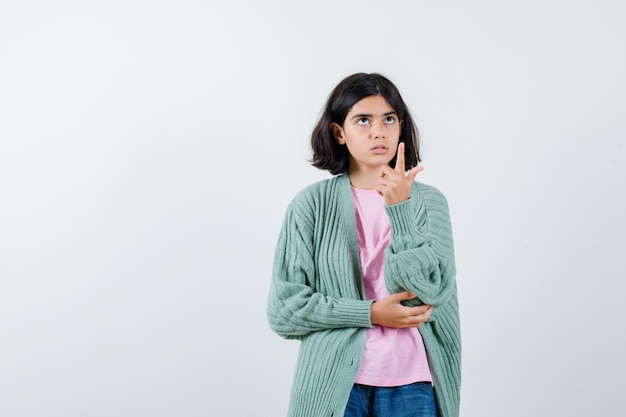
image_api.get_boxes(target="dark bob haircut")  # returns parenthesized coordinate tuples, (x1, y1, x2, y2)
(310, 72, 420, 175)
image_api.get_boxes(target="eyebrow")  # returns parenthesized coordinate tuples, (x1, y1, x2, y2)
(351, 111, 398, 119)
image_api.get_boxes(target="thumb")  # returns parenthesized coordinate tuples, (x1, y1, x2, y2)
(407, 165, 424, 183)
(394, 291, 417, 301)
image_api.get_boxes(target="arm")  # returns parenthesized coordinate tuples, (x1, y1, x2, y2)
(266, 203, 373, 340)
(383, 187, 456, 307)
(376, 143, 456, 307)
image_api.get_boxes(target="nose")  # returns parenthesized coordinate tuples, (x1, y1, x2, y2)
(371, 120, 385, 139)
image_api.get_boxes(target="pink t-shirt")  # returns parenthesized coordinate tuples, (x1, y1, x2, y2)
(351, 186, 432, 387)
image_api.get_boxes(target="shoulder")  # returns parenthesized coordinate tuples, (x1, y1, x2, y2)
(280, 175, 346, 234)
(413, 181, 449, 207)
(411, 181, 454, 227)
(412, 182, 455, 246)
(289, 175, 345, 211)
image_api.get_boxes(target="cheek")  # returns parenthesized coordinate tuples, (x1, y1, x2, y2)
(388, 126, 401, 141)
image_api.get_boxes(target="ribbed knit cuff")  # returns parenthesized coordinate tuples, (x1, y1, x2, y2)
(335, 298, 375, 328)
(385, 197, 429, 250)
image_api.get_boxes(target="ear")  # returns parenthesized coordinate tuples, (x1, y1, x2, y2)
(331, 122, 345, 144)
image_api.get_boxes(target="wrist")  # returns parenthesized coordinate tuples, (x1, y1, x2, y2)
(370, 301, 379, 325)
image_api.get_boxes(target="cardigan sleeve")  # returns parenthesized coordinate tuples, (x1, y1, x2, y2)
(267, 203, 373, 340)
(383, 184, 456, 307)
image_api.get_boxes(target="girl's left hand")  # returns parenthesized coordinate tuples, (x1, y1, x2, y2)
(377, 142, 424, 205)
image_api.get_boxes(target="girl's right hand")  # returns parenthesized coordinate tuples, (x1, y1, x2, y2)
(370, 291, 432, 328)
(376, 142, 424, 206)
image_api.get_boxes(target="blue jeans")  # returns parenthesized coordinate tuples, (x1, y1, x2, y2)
(343, 383, 437, 417)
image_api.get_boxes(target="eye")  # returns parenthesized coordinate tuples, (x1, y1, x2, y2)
(356, 117, 370, 126)
(384, 116, 397, 124)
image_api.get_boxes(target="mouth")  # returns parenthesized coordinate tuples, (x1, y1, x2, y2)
(371, 145, 388, 154)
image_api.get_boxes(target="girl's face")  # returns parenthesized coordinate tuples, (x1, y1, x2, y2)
(332, 94, 402, 174)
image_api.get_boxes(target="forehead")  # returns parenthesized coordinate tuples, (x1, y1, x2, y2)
(347, 94, 395, 116)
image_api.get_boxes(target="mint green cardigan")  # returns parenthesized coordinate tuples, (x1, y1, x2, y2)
(267, 174, 461, 417)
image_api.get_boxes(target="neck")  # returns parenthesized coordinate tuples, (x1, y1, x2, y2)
(348, 167, 380, 190)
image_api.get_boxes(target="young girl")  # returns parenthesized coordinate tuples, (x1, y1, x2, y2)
(267, 73, 461, 417)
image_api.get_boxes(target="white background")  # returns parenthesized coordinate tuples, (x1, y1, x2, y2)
(1, 1, 625, 416)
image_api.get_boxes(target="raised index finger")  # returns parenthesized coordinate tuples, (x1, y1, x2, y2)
(394, 142, 405, 173)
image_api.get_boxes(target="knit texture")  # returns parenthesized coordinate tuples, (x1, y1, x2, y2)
(267, 174, 461, 417)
